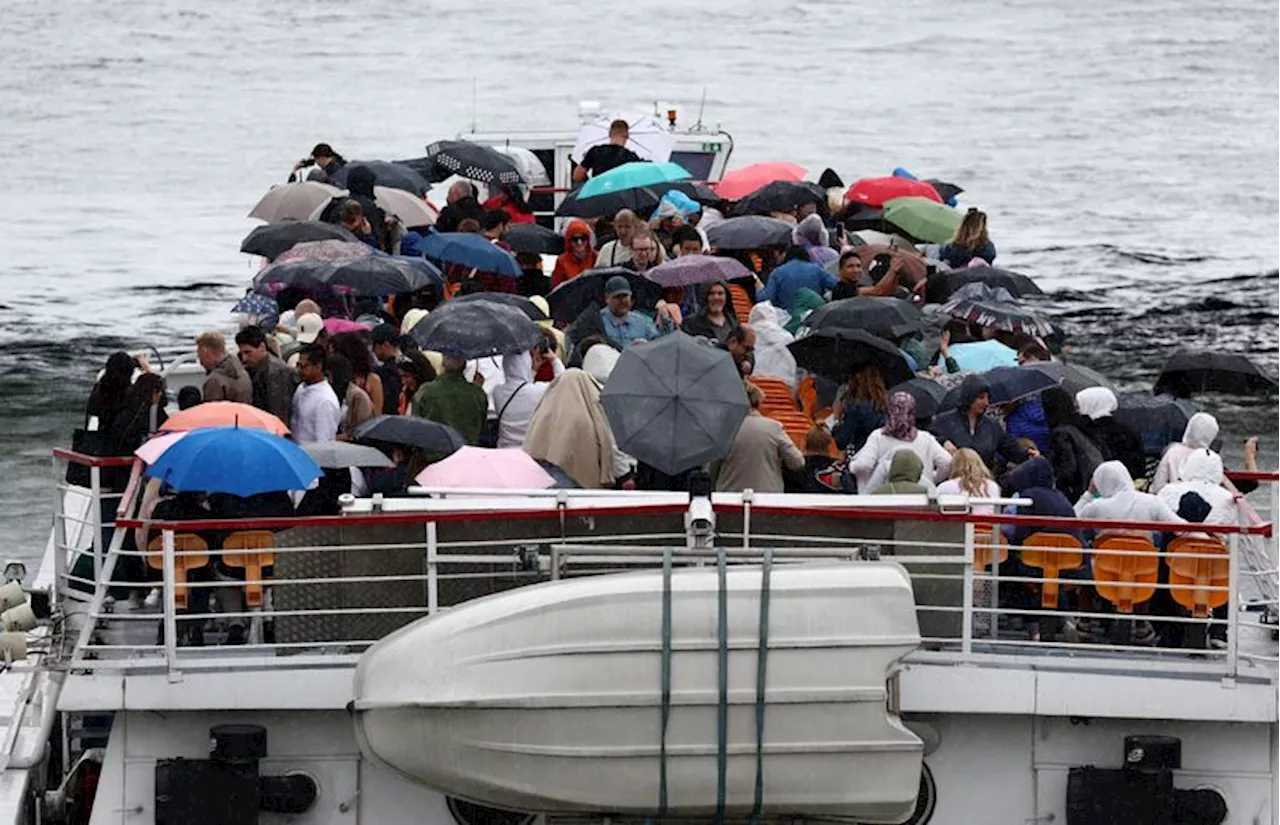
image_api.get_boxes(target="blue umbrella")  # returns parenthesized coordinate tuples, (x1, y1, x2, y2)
(145, 427, 321, 496)
(577, 161, 690, 199)
(420, 232, 521, 277)
(232, 292, 278, 315)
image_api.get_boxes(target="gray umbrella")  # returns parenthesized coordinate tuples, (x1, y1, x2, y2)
(409, 301, 543, 358)
(301, 441, 395, 469)
(705, 216, 794, 250)
(600, 332, 749, 476)
(1025, 361, 1115, 397)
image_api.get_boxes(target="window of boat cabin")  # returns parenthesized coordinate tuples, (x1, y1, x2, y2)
(668, 151, 716, 181)
(528, 148, 557, 228)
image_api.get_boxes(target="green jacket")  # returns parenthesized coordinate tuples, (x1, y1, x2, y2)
(411, 372, 489, 446)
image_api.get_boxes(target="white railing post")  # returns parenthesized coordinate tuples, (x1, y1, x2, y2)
(161, 529, 179, 679)
(988, 526, 999, 641)
(88, 466, 103, 582)
(1227, 531, 1240, 680)
(742, 490, 752, 553)
(52, 460, 67, 614)
(426, 521, 438, 615)
(961, 522, 974, 655)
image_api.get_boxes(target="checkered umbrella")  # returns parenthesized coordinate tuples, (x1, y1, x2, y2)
(423, 140, 526, 186)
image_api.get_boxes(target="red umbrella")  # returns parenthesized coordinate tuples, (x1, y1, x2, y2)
(713, 162, 807, 200)
(844, 176, 943, 207)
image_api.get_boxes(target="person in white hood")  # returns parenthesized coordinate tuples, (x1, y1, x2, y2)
(493, 344, 563, 449)
(1075, 461, 1183, 538)
(1157, 449, 1238, 525)
(1150, 413, 1218, 493)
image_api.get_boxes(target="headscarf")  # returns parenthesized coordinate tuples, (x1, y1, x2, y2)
(582, 344, 620, 386)
(522, 369, 617, 488)
(883, 391, 918, 441)
(1075, 387, 1118, 420)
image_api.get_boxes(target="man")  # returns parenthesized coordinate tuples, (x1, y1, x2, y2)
(290, 344, 342, 444)
(722, 324, 756, 378)
(831, 249, 865, 301)
(573, 119, 642, 183)
(412, 354, 489, 445)
(598, 276, 674, 349)
(596, 209, 637, 267)
(756, 253, 837, 313)
(196, 331, 252, 403)
(370, 324, 405, 415)
(235, 325, 297, 427)
(1017, 341, 1053, 365)
(711, 383, 804, 493)
(436, 181, 483, 233)
(625, 227, 662, 273)
(483, 209, 512, 246)
(672, 224, 704, 258)
(337, 199, 378, 248)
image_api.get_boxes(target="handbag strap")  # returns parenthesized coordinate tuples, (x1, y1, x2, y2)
(494, 382, 527, 429)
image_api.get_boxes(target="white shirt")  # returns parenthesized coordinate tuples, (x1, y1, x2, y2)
(495, 362, 565, 449)
(291, 380, 341, 444)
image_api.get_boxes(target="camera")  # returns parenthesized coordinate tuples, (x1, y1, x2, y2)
(298, 157, 316, 168)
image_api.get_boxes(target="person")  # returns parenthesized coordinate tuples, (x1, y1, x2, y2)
(1039, 386, 1107, 502)
(516, 251, 551, 297)
(938, 208, 996, 268)
(1075, 461, 1184, 539)
(436, 181, 483, 233)
(551, 220, 597, 288)
(650, 192, 701, 254)
(793, 213, 837, 266)
(872, 450, 928, 495)
(788, 425, 844, 494)
(177, 386, 203, 410)
(672, 224, 704, 258)
(482, 183, 535, 225)
(596, 209, 638, 267)
(86, 352, 139, 439)
(1074, 387, 1146, 481)
(1003, 395, 1051, 456)
(598, 276, 674, 349)
(112, 373, 168, 455)
(1016, 341, 1053, 365)
(290, 344, 341, 444)
(293, 313, 327, 356)
(625, 226, 664, 273)
(1001, 455, 1080, 546)
(746, 303, 797, 385)
(523, 369, 624, 489)
(336, 199, 378, 248)
(1157, 449, 1238, 525)
(329, 332, 384, 414)
(683, 282, 739, 344)
(721, 325, 756, 379)
(394, 350, 436, 415)
(784, 287, 826, 335)
(831, 249, 864, 301)
(712, 383, 804, 494)
(937, 448, 1002, 511)
(755, 248, 837, 313)
(930, 376, 1029, 473)
(196, 331, 252, 403)
(1150, 412, 1220, 493)
(411, 354, 488, 446)
(493, 342, 563, 449)
(832, 365, 889, 453)
(369, 325, 405, 415)
(324, 354, 375, 436)
(482, 209, 512, 245)
(288, 142, 345, 182)
(235, 325, 296, 427)
(573, 119, 641, 182)
(850, 391, 952, 493)
(325, 166, 389, 251)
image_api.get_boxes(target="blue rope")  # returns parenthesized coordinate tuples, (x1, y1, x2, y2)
(658, 547, 673, 819)
(715, 546, 728, 825)
(749, 548, 773, 823)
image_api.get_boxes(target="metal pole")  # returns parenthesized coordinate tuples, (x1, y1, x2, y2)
(426, 521, 438, 615)
(988, 527, 999, 641)
(961, 522, 974, 655)
(89, 465, 102, 582)
(742, 491, 752, 552)
(162, 530, 179, 679)
(52, 459, 66, 615)
(1227, 531, 1240, 680)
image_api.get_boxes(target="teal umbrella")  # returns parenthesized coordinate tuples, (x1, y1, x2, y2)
(578, 161, 690, 199)
(882, 197, 962, 244)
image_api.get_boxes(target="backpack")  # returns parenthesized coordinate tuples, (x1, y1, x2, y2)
(1058, 423, 1105, 496)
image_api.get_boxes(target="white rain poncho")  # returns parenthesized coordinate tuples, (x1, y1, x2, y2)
(1150, 412, 1220, 493)
(747, 301, 798, 389)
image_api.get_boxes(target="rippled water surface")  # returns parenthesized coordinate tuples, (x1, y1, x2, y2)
(0, 0, 1276, 561)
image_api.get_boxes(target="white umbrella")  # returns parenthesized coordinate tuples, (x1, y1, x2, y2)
(571, 111, 676, 164)
(491, 146, 550, 187)
(301, 441, 395, 469)
(248, 181, 346, 222)
(374, 185, 437, 227)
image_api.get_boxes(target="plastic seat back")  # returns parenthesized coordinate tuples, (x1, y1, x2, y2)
(972, 526, 1008, 571)
(221, 530, 277, 608)
(145, 533, 210, 609)
(1092, 534, 1160, 613)
(1019, 532, 1085, 609)
(1166, 535, 1229, 618)
(797, 375, 821, 420)
(727, 283, 753, 323)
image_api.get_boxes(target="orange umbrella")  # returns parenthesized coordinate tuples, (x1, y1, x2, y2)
(160, 402, 289, 436)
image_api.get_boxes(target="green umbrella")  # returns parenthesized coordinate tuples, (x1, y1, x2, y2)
(578, 161, 690, 199)
(882, 197, 962, 244)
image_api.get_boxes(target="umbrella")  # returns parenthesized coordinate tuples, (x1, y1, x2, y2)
(503, 223, 564, 256)
(939, 265, 1044, 298)
(925, 179, 964, 204)
(248, 181, 347, 222)
(535, 459, 582, 489)
(555, 185, 665, 219)
(1153, 351, 1278, 396)
(939, 366, 1060, 409)
(331, 161, 430, 196)
(302, 441, 395, 469)
(572, 111, 676, 163)
(453, 291, 549, 322)
(939, 282, 1056, 336)
(731, 181, 825, 216)
(1115, 395, 1195, 457)
(545, 267, 664, 324)
(644, 255, 752, 289)
(161, 402, 289, 436)
(145, 427, 321, 497)
(420, 232, 521, 277)
(888, 378, 947, 420)
(424, 139, 526, 186)
(373, 186, 436, 228)
(409, 300, 542, 358)
(600, 332, 750, 476)
(945, 339, 1020, 373)
(843, 244, 929, 284)
(253, 256, 442, 297)
(240, 221, 358, 261)
(845, 177, 943, 207)
(414, 446, 555, 489)
(714, 163, 807, 200)
(492, 145, 550, 187)
(671, 180, 723, 206)
(705, 216, 794, 250)
(274, 239, 375, 264)
(324, 317, 372, 335)
(882, 197, 962, 244)
(840, 205, 888, 232)
(800, 296, 925, 340)
(231, 292, 279, 316)
(788, 327, 915, 385)
(577, 161, 690, 200)
(351, 415, 465, 455)
(1024, 361, 1115, 397)
(135, 431, 188, 465)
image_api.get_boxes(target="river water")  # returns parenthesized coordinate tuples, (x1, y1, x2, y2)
(0, 0, 1276, 561)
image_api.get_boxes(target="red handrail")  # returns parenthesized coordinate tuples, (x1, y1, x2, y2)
(1226, 470, 1280, 483)
(53, 448, 135, 469)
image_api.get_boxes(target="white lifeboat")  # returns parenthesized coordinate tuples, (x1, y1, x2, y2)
(351, 562, 923, 822)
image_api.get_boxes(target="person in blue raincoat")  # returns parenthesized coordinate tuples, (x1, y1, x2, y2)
(756, 247, 837, 314)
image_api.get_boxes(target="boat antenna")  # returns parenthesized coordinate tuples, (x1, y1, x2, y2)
(471, 78, 478, 133)
(693, 87, 708, 132)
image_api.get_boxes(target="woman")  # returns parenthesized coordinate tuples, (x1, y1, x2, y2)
(86, 352, 138, 440)
(522, 369, 623, 489)
(747, 302, 798, 387)
(494, 346, 563, 449)
(483, 184, 535, 225)
(1150, 412, 1219, 493)
(937, 448, 1002, 512)
(1157, 449, 1238, 525)
(930, 376, 1028, 474)
(551, 220, 597, 288)
(682, 282, 739, 344)
(1040, 386, 1106, 502)
(850, 391, 951, 493)
(395, 351, 436, 415)
(330, 332, 384, 413)
(112, 373, 168, 456)
(832, 364, 889, 453)
(793, 213, 838, 267)
(1075, 387, 1146, 481)
(938, 208, 996, 268)
(325, 355, 375, 437)
(872, 450, 927, 494)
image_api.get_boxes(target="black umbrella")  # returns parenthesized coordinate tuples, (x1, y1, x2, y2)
(938, 366, 1060, 409)
(925, 179, 964, 203)
(1024, 361, 1115, 397)
(240, 221, 358, 261)
(938, 281, 1056, 336)
(351, 415, 465, 455)
(788, 327, 914, 385)
(731, 181, 824, 216)
(331, 161, 430, 197)
(601, 332, 750, 476)
(671, 180, 724, 206)
(940, 265, 1044, 298)
(1153, 350, 1278, 396)
(503, 223, 564, 256)
(840, 205, 888, 233)
(888, 377, 947, 420)
(252, 256, 442, 297)
(705, 216, 794, 250)
(545, 267, 664, 324)
(1115, 394, 1196, 458)
(453, 291, 549, 322)
(556, 186, 662, 219)
(800, 296, 925, 340)
(409, 300, 543, 358)
(423, 139, 525, 186)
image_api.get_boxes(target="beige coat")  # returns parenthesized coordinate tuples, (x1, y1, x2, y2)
(713, 412, 804, 494)
(203, 354, 253, 404)
(523, 369, 618, 489)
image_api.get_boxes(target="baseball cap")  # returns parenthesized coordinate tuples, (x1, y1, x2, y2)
(605, 276, 632, 297)
(296, 313, 324, 344)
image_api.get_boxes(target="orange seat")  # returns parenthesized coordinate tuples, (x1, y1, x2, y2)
(221, 530, 277, 608)
(1092, 535, 1160, 613)
(972, 526, 1008, 571)
(797, 375, 820, 419)
(146, 533, 209, 610)
(1166, 536, 1229, 618)
(753, 377, 798, 409)
(727, 283, 753, 323)
(1019, 533, 1086, 610)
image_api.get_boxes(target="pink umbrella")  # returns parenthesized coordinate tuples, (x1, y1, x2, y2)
(324, 317, 372, 335)
(135, 431, 188, 464)
(414, 447, 555, 490)
(713, 162, 807, 200)
(274, 240, 374, 264)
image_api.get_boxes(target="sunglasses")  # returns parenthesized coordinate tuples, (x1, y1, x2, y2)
(569, 236, 590, 244)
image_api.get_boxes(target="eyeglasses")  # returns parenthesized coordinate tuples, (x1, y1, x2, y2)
(633, 244, 656, 254)
(570, 236, 589, 244)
